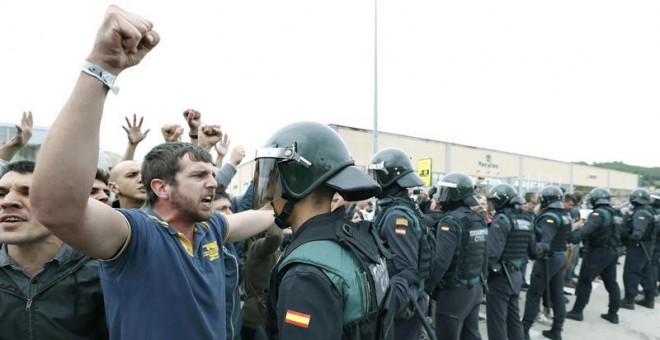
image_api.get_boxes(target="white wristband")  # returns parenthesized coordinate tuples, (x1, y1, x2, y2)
(81, 61, 119, 94)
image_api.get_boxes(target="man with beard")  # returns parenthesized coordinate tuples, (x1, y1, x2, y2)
(29, 6, 275, 339)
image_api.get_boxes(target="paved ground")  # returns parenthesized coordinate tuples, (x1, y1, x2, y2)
(476, 255, 659, 340)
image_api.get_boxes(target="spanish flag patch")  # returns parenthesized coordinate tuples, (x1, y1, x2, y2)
(546, 219, 554, 224)
(441, 226, 449, 231)
(395, 228, 407, 235)
(285, 310, 311, 328)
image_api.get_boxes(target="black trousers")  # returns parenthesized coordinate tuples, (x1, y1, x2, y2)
(522, 254, 567, 331)
(486, 270, 524, 340)
(571, 247, 620, 314)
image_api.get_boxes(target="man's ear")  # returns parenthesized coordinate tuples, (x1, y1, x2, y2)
(150, 179, 169, 200)
(108, 182, 120, 194)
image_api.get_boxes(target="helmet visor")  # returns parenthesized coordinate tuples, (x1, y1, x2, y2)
(252, 157, 284, 209)
(251, 146, 311, 208)
(433, 180, 457, 203)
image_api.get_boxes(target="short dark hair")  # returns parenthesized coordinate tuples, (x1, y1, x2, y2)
(524, 192, 537, 202)
(141, 142, 214, 207)
(564, 194, 577, 205)
(95, 168, 110, 185)
(1, 160, 35, 178)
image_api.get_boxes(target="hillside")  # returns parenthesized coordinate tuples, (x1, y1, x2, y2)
(582, 161, 660, 188)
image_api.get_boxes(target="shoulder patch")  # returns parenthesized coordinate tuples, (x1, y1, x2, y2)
(592, 212, 600, 216)
(637, 215, 646, 220)
(546, 219, 554, 224)
(285, 309, 311, 328)
(395, 217, 409, 227)
(441, 226, 450, 231)
(395, 227, 407, 235)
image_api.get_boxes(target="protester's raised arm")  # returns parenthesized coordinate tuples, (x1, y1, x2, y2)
(0, 111, 33, 162)
(30, 6, 160, 259)
(121, 113, 150, 161)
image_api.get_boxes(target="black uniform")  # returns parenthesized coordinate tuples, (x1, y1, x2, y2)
(567, 205, 621, 319)
(373, 192, 428, 339)
(522, 208, 572, 334)
(431, 205, 488, 340)
(622, 205, 657, 304)
(486, 208, 537, 340)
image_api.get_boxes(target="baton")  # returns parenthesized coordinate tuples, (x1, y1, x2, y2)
(545, 258, 552, 310)
(413, 299, 437, 340)
(501, 262, 515, 292)
(639, 241, 651, 262)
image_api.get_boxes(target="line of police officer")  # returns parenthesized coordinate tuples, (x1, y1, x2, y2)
(252, 123, 657, 339)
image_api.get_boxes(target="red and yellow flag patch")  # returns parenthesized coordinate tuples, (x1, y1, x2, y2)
(285, 309, 311, 328)
(441, 226, 450, 231)
(395, 228, 407, 235)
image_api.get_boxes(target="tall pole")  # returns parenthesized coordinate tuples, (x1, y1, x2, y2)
(373, 0, 379, 154)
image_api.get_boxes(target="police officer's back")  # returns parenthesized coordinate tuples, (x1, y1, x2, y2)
(566, 187, 622, 324)
(253, 121, 392, 339)
(621, 188, 657, 309)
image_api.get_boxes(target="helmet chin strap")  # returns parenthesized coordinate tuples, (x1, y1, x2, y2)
(274, 198, 297, 229)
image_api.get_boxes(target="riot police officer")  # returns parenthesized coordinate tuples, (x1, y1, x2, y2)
(428, 172, 488, 340)
(367, 147, 431, 339)
(253, 121, 393, 339)
(522, 185, 572, 340)
(651, 192, 660, 297)
(621, 188, 657, 309)
(486, 184, 538, 340)
(566, 188, 622, 324)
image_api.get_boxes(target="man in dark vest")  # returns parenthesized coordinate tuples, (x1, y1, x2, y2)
(621, 188, 656, 309)
(522, 185, 572, 340)
(486, 183, 539, 340)
(367, 147, 430, 339)
(428, 172, 488, 340)
(566, 187, 622, 324)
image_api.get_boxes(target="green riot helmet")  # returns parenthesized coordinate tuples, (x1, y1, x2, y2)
(252, 121, 381, 209)
(487, 183, 519, 209)
(539, 185, 564, 209)
(589, 187, 612, 207)
(366, 147, 424, 189)
(433, 172, 479, 206)
(630, 188, 650, 206)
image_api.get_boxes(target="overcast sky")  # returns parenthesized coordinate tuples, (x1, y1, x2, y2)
(1, 1, 659, 168)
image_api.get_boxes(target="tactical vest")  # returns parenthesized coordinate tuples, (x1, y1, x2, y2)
(535, 209, 571, 252)
(636, 206, 657, 242)
(265, 214, 394, 340)
(496, 210, 534, 264)
(584, 206, 621, 249)
(442, 206, 488, 286)
(373, 197, 434, 288)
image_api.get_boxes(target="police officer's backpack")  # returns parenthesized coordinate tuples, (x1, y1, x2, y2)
(264, 217, 396, 340)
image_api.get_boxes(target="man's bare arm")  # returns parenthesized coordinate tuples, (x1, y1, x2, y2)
(0, 111, 33, 162)
(30, 6, 160, 259)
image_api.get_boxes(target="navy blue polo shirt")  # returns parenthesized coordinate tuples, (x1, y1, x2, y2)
(99, 209, 229, 339)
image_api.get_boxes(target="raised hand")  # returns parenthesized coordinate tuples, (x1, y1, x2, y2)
(199, 124, 222, 150)
(228, 145, 246, 167)
(214, 133, 230, 157)
(183, 109, 202, 134)
(122, 113, 150, 145)
(11, 111, 33, 147)
(161, 124, 183, 142)
(86, 5, 161, 76)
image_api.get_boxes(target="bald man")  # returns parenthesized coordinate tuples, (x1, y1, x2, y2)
(108, 160, 145, 208)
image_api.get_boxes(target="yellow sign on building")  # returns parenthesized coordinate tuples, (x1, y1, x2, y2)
(417, 158, 432, 186)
